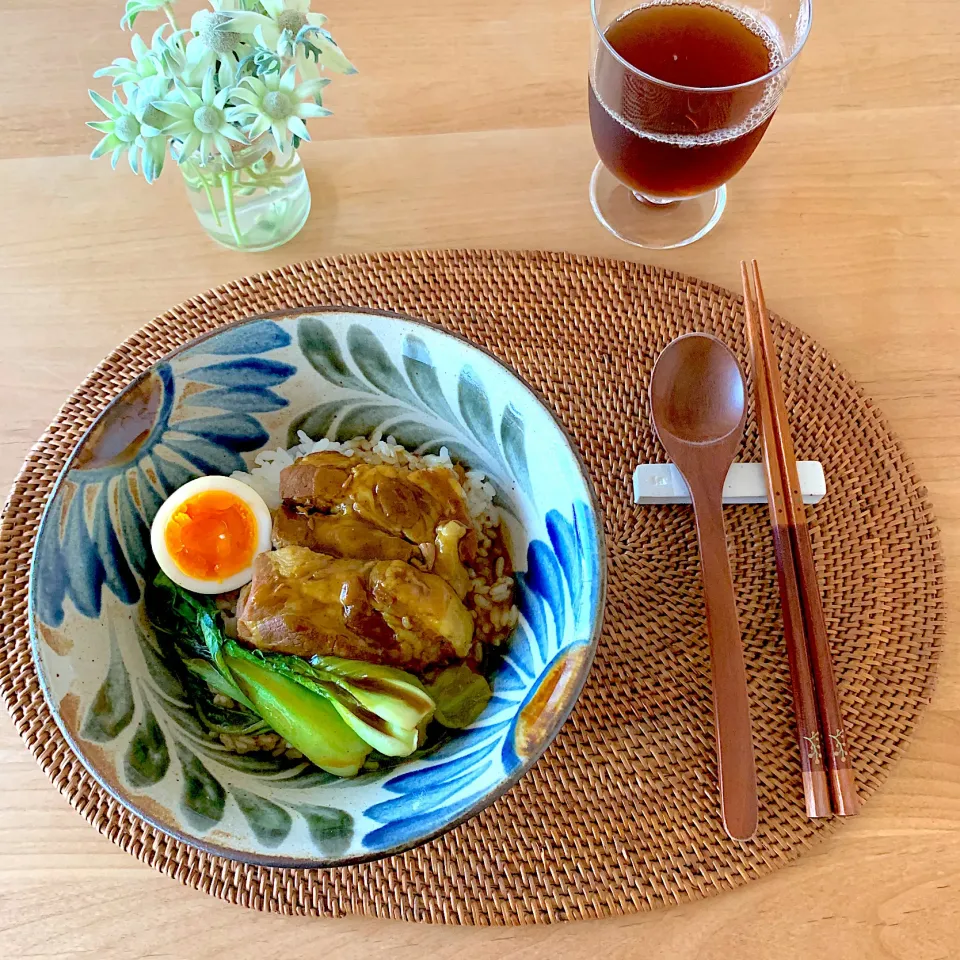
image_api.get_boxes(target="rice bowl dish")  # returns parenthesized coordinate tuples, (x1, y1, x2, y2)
(29, 308, 605, 864)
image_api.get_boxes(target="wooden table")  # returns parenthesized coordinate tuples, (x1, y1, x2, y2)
(2, 0, 959, 956)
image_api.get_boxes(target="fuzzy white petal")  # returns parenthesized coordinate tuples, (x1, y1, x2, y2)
(218, 124, 247, 143)
(296, 102, 331, 119)
(214, 134, 235, 165)
(89, 89, 121, 119)
(90, 133, 120, 159)
(201, 68, 215, 104)
(223, 10, 273, 34)
(296, 78, 330, 99)
(247, 114, 272, 140)
(180, 130, 202, 160)
(279, 65, 298, 93)
(154, 100, 193, 121)
(286, 114, 310, 140)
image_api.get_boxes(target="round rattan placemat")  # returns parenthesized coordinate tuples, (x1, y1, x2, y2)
(0, 250, 944, 924)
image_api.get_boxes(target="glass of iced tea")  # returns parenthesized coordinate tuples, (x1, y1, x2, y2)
(589, 0, 812, 248)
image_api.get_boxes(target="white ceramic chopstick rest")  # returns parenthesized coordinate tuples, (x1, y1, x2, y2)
(633, 461, 825, 505)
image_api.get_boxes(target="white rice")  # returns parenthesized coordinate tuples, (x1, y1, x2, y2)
(231, 431, 500, 531)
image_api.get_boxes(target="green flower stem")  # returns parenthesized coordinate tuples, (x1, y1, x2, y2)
(184, 161, 222, 228)
(220, 170, 243, 247)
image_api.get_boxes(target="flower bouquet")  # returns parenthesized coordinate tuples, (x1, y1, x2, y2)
(88, 0, 355, 251)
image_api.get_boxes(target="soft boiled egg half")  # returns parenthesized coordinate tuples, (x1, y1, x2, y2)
(150, 476, 272, 594)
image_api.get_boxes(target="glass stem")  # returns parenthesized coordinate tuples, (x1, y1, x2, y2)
(220, 170, 243, 247)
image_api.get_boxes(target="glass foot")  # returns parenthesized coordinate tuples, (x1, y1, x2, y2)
(589, 162, 726, 250)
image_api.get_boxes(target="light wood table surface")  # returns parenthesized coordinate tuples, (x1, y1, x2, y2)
(2, 0, 959, 957)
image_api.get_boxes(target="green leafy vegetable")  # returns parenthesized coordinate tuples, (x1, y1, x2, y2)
(223, 645, 371, 777)
(259, 652, 435, 757)
(147, 571, 436, 775)
(428, 664, 492, 729)
(148, 571, 253, 709)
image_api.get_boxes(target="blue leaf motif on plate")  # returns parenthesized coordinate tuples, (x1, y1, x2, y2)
(32, 322, 295, 628)
(457, 366, 503, 465)
(347, 326, 424, 410)
(500, 403, 534, 502)
(502, 502, 601, 771)
(293, 318, 534, 518)
(199, 318, 292, 356)
(91, 483, 138, 607)
(184, 386, 287, 413)
(546, 510, 582, 617)
(187, 358, 296, 388)
(573, 501, 601, 623)
(524, 540, 566, 651)
(298, 316, 369, 393)
(401, 334, 459, 425)
(362, 716, 513, 850)
(171, 413, 268, 450)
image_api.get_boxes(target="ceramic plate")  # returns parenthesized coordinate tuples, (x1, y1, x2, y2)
(30, 308, 606, 865)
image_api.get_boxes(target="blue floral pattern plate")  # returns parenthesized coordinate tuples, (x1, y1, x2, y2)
(29, 308, 606, 865)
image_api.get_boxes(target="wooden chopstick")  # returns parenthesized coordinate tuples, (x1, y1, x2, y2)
(745, 261, 859, 817)
(741, 263, 832, 818)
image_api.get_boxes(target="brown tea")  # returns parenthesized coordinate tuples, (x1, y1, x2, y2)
(589, 2, 782, 198)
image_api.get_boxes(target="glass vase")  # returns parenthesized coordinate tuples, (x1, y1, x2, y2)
(179, 136, 311, 252)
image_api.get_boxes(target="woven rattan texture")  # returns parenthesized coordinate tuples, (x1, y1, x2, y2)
(0, 250, 944, 924)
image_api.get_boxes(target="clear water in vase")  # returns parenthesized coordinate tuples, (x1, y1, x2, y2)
(180, 137, 311, 253)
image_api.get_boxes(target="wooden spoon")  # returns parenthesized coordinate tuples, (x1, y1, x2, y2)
(649, 333, 758, 841)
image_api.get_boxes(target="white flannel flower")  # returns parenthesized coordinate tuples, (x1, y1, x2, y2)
(227, 65, 330, 156)
(222, 0, 356, 78)
(87, 87, 167, 182)
(154, 68, 247, 165)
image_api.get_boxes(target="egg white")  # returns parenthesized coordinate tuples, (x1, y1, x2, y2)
(150, 475, 273, 594)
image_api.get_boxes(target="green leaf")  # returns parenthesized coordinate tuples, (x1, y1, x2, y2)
(500, 402, 535, 502)
(176, 744, 226, 828)
(81, 633, 135, 742)
(275, 668, 416, 758)
(147, 571, 254, 710)
(293, 803, 354, 856)
(298, 316, 368, 393)
(89, 89, 120, 119)
(124, 704, 170, 787)
(428, 664, 492, 729)
(308, 656, 434, 730)
(231, 788, 293, 847)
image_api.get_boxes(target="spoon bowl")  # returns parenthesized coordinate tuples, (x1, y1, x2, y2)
(650, 333, 746, 446)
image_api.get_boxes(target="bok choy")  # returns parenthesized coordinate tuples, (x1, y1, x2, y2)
(149, 572, 436, 776)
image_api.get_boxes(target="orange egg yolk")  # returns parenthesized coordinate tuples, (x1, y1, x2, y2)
(164, 490, 258, 581)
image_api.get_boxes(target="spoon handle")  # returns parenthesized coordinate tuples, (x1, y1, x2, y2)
(689, 483, 758, 841)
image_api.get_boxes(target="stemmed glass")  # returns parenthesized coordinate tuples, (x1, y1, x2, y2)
(588, 0, 813, 249)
